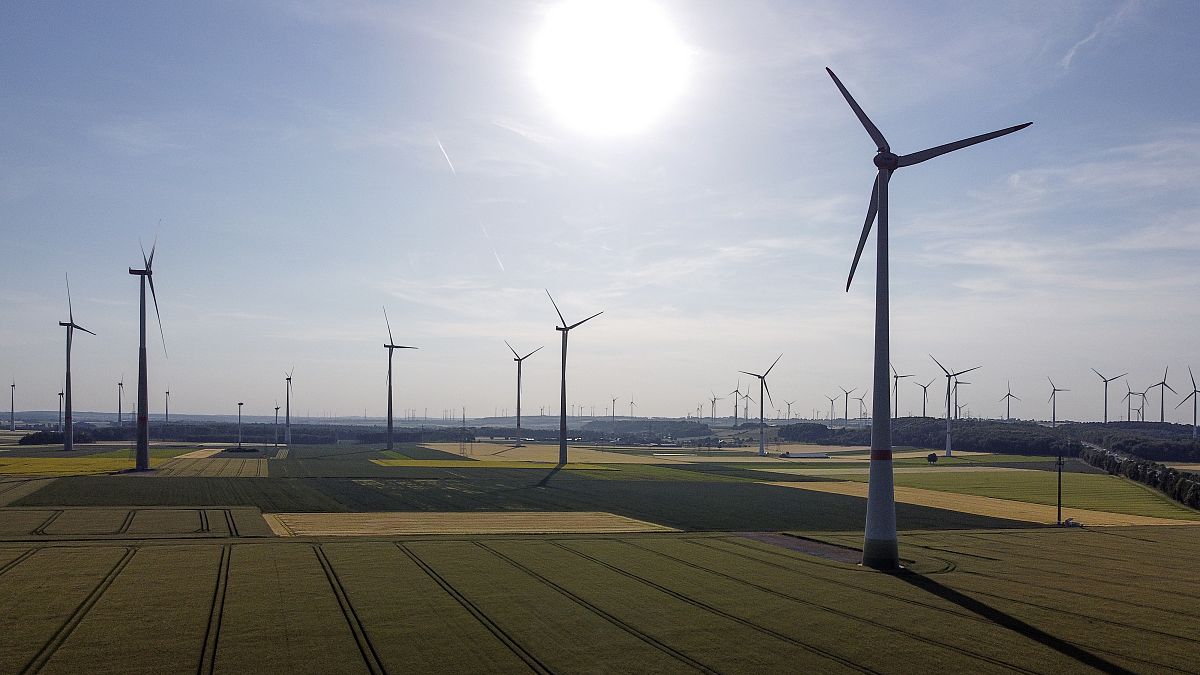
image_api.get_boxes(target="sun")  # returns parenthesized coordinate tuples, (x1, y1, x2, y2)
(530, 0, 691, 136)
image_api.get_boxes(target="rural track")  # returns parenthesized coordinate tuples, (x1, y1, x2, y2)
(546, 541, 879, 675)
(223, 509, 239, 538)
(116, 510, 136, 534)
(197, 509, 210, 534)
(475, 541, 718, 675)
(694, 538, 1190, 675)
(396, 543, 551, 675)
(30, 510, 63, 536)
(196, 544, 231, 675)
(0, 548, 38, 578)
(313, 544, 387, 675)
(20, 547, 137, 675)
(609, 538, 1042, 675)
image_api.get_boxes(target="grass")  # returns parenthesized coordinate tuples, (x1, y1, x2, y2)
(828, 469, 1200, 520)
(0, 457, 131, 475)
(0, 528, 1196, 673)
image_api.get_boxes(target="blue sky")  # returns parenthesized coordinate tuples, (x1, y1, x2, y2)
(3, 0, 1199, 423)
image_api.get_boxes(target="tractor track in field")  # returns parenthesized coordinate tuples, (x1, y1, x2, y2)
(196, 544, 231, 675)
(197, 509, 210, 533)
(955, 532, 1197, 576)
(396, 543, 551, 675)
(116, 510, 136, 534)
(31, 510, 63, 536)
(695, 538, 1192, 675)
(547, 541, 879, 675)
(20, 546, 137, 675)
(475, 541, 717, 675)
(0, 548, 37, 577)
(609, 538, 1041, 675)
(313, 545, 387, 675)
(223, 510, 239, 538)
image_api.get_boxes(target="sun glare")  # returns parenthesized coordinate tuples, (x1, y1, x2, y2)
(531, 0, 691, 136)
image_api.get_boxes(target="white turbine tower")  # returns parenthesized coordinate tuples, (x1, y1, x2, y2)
(383, 307, 418, 452)
(740, 354, 781, 457)
(828, 67, 1029, 569)
(999, 381, 1020, 421)
(916, 379, 934, 418)
(931, 356, 980, 457)
(506, 341, 543, 446)
(284, 367, 294, 446)
(890, 365, 913, 418)
(1148, 367, 1177, 423)
(128, 240, 166, 471)
(547, 290, 603, 465)
(58, 275, 95, 452)
(1175, 367, 1199, 438)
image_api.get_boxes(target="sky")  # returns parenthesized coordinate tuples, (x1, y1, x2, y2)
(2, 0, 1199, 424)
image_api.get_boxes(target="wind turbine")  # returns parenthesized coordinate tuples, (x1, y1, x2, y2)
(1048, 378, 1068, 428)
(1148, 367, 1177, 423)
(1121, 382, 1138, 422)
(129, 240, 166, 471)
(8, 380, 14, 432)
(505, 341, 543, 446)
(784, 399, 795, 421)
(740, 354, 781, 457)
(547, 290, 603, 465)
(828, 67, 1029, 570)
(853, 391, 867, 419)
(117, 378, 124, 426)
(890, 365, 913, 418)
(931, 356, 980, 457)
(824, 395, 836, 423)
(237, 402, 244, 449)
(952, 379, 971, 420)
(839, 386, 856, 422)
(1175, 367, 1199, 439)
(999, 381, 1020, 421)
(274, 401, 280, 447)
(629, 397, 636, 419)
(284, 368, 294, 446)
(58, 390, 63, 431)
(164, 388, 170, 426)
(710, 392, 724, 421)
(916, 379, 934, 417)
(1091, 369, 1127, 424)
(382, 307, 418, 452)
(728, 381, 742, 426)
(59, 276, 95, 452)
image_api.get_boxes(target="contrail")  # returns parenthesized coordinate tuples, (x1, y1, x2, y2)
(435, 135, 456, 175)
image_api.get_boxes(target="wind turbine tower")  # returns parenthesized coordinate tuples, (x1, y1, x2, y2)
(237, 402, 244, 449)
(728, 382, 742, 426)
(825, 395, 836, 423)
(59, 276, 95, 451)
(382, 308, 418, 452)
(784, 399, 795, 421)
(1175, 367, 1200, 438)
(931, 356, 980, 457)
(128, 240, 166, 471)
(890, 365, 913, 418)
(1091, 369, 1127, 424)
(274, 401, 280, 447)
(1048, 378, 1068, 428)
(916, 379, 934, 417)
(710, 392, 723, 421)
(828, 66, 1029, 569)
(58, 390, 63, 431)
(117, 379, 124, 426)
(839, 386, 856, 422)
(284, 368, 294, 446)
(547, 290, 603, 465)
(1148, 367, 1177, 423)
(740, 354, 781, 457)
(9, 381, 14, 432)
(999, 381, 1020, 421)
(505, 340, 543, 445)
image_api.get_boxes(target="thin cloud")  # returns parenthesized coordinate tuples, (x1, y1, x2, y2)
(1060, 1, 1139, 70)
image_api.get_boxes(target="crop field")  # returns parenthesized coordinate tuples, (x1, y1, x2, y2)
(0, 527, 1196, 673)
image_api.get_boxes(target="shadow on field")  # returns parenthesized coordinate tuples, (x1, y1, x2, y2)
(895, 571, 1134, 675)
(536, 463, 565, 487)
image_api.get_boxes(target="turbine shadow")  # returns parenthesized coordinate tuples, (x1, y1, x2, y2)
(893, 570, 1134, 674)
(536, 462, 565, 487)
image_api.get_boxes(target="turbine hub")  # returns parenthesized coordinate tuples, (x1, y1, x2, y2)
(873, 151, 899, 170)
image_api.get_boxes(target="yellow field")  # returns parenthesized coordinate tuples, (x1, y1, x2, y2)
(0, 457, 130, 475)
(263, 511, 677, 536)
(428, 442, 872, 465)
(173, 448, 223, 460)
(155, 457, 268, 477)
(753, 465, 1026, 476)
(372, 458, 612, 470)
(765, 480, 1200, 526)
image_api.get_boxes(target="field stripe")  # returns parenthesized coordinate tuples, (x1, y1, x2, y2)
(31, 510, 63, 536)
(313, 545, 386, 675)
(548, 541, 878, 674)
(694, 538, 1190, 674)
(196, 544, 231, 675)
(476, 541, 717, 674)
(397, 543, 549, 675)
(0, 549, 37, 577)
(116, 510, 136, 534)
(223, 510, 239, 538)
(613, 538, 1041, 675)
(20, 547, 136, 675)
(197, 509, 210, 533)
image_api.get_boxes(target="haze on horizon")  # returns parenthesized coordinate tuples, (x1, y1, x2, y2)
(2, 1, 1199, 425)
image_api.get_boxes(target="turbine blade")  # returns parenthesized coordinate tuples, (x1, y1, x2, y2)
(75, 324, 96, 337)
(764, 353, 783, 377)
(1177, 391, 1197, 409)
(146, 273, 167, 358)
(567, 310, 603, 330)
(504, 340, 519, 358)
(545, 289, 567, 327)
(954, 365, 982, 377)
(1164, 383, 1178, 395)
(846, 174, 880, 291)
(763, 379, 774, 407)
(825, 68, 889, 152)
(897, 122, 1032, 168)
(930, 354, 950, 376)
(1091, 368, 1103, 380)
(383, 306, 394, 345)
(1013, 395, 1021, 401)
(147, 235, 157, 270)
(1191, 365, 1197, 390)
(522, 346, 544, 359)
(66, 273, 74, 323)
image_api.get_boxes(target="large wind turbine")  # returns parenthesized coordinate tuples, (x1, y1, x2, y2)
(740, 354, 781, 457)
(1148, 367, 1177, 423)
(824, 394, 836, 422)
(1091, 369, 1127, 424)
(853, 391, 867, 419)
(505, 340, 543, 445)
(728, 382, 742, 426)
(59, 276, 95, 452)
(284, 368, 294, 446)
(784, 399, 795, 421)
(547, 290, 602, 465)
(274, 401, 280, 447)
(710, 392, 724, 421)
(931, 356, 980, 458)
(890, 365, 913, 418)
(382, 307, 418, 452)
(1048, 378, 1068, 428)
(999, 381, 1020, 421)
(129, 240, 166, 470)
(1175, 367, 1199, 438)
(117, 378, 124, 426)
(8, 381, 13, 432)
(828, 67, 1029, 569)
(838, 386, 856, 422)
